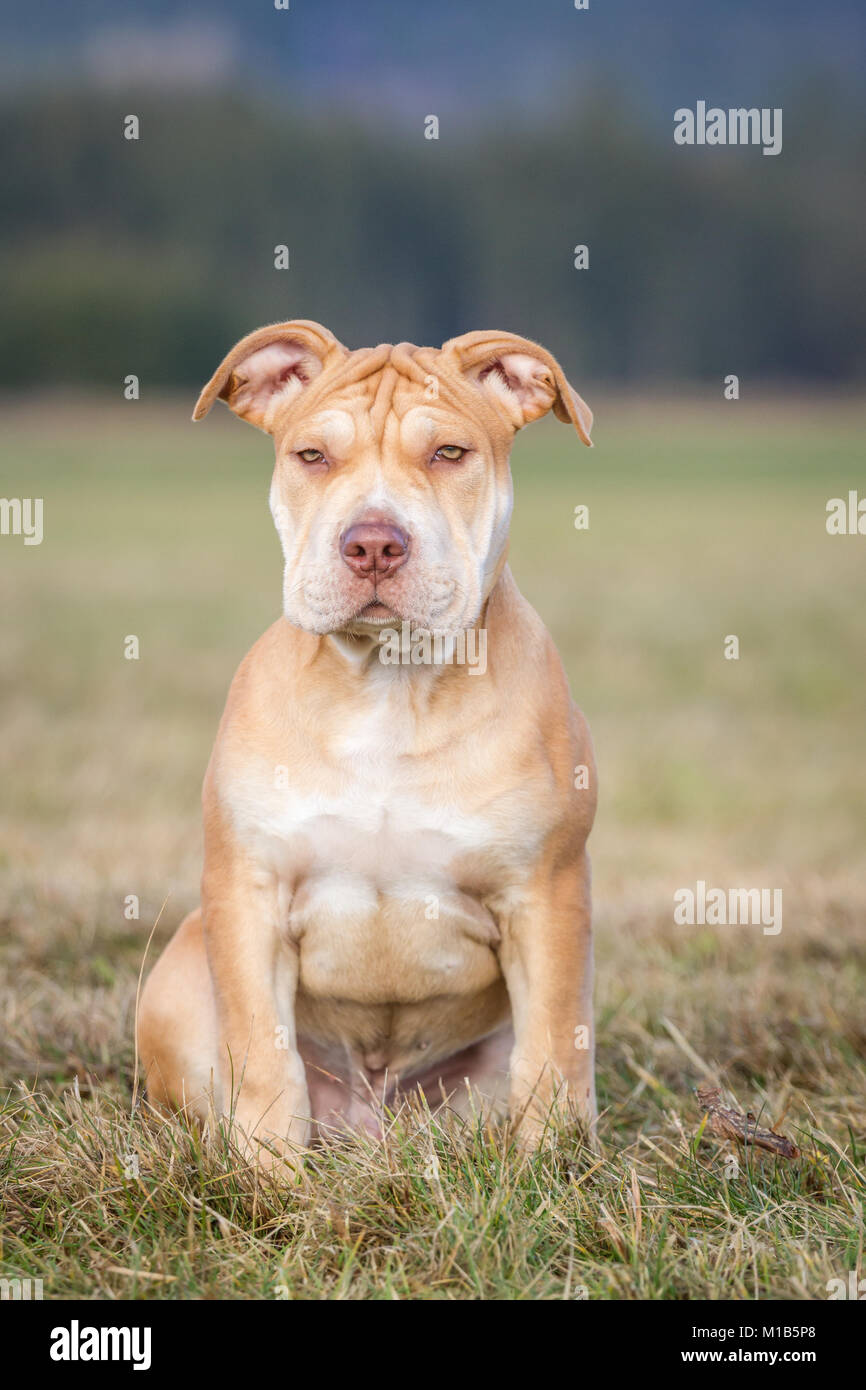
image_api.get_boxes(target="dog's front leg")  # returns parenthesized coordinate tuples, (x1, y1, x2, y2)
(499, 848, 596, 1150)
(202, 823, 309, 1169)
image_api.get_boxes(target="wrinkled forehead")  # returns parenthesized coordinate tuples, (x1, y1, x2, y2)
(271, 342, 511, 453)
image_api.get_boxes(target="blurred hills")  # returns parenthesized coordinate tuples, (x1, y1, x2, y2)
(2, 1, 864, 116)
(1, 2, 864, 386)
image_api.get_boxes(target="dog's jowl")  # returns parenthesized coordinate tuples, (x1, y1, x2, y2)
(138, 320, 598, 1164)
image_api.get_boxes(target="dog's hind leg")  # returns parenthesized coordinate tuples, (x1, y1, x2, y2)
(137, 907, 221, 1125)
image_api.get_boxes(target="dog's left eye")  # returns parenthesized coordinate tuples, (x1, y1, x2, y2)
(297, 448, 324, 464)
(434, 445, 466, 462)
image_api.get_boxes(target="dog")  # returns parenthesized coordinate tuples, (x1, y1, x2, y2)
(137, 320, 597, 1163)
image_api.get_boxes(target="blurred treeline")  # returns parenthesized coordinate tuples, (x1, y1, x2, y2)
(2, 78, 865, 387)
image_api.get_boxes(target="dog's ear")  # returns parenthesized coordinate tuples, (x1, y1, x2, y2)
(192, 320, 348, 432)
(440, 330, 593, 446)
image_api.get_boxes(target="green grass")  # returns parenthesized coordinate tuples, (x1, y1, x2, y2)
(1, 390, 864, 1299)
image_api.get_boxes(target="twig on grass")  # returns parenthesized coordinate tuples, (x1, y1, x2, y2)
(696, 1085, 800, 1159)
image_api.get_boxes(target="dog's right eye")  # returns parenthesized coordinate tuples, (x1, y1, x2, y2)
(297, 448, 325, 464)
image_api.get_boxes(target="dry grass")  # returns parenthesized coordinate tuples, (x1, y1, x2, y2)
(1, 391, 864, 1299)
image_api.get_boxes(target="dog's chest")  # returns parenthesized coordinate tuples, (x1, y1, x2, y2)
(224, 676, 546, 1000)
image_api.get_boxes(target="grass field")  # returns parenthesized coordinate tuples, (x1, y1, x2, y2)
(1, 390, 864, 1300)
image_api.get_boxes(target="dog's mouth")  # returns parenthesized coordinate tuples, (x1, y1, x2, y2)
(348, 597, 401, 627)
(357, 600, 398, 622)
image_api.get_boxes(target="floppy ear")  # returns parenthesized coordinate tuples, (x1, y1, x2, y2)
(440, 330, 593, 446)
(192, 320, 347, 432)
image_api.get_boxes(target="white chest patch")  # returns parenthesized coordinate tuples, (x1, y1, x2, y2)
(220, 671, 549, 1005)
(232, 763, 502, 901)
(233, 674, 541, 882)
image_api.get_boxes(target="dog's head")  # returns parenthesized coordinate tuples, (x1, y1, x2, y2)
(193, 321, 592, 636)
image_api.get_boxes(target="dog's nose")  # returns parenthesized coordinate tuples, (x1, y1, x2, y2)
(340, 520, 410, 577)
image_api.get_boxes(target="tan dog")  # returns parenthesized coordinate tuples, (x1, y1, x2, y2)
(137, 320, 597, 1163)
